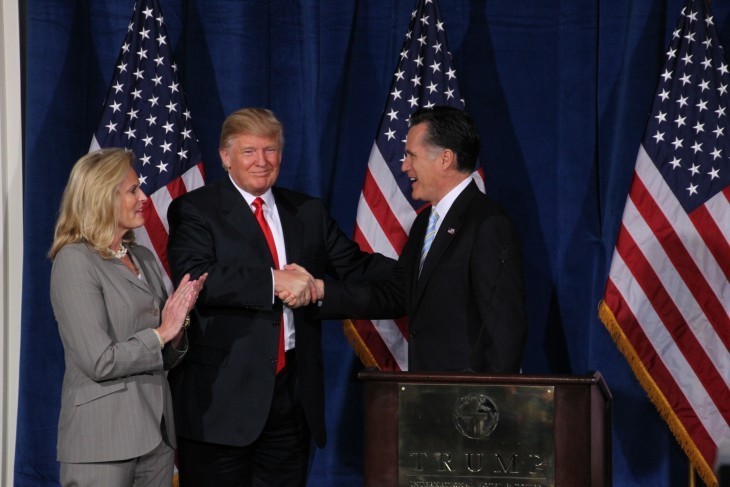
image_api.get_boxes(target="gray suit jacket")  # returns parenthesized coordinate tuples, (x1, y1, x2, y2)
(50, 243, 186, 463)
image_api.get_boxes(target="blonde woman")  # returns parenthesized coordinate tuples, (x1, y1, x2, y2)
(49, 148, 206, 486)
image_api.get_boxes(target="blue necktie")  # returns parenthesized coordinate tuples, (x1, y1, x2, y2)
(419, 208, 439, 275)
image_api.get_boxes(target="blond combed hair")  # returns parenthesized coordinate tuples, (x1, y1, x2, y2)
(219, 107, 285, 152)
(49, 148, 136, 260)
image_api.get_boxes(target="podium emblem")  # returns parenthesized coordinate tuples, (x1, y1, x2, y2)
(398, 383, 555, 486)
(452, 393, 499, 439)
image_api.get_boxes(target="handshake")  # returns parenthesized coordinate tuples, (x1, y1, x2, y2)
(273, 263, 324, 309)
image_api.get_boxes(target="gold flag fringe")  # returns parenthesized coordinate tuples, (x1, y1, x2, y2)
(598, 300, 717, 487)
(342, 319, 381, 370)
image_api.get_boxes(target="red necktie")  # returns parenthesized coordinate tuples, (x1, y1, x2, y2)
(252, 197, 286, 374)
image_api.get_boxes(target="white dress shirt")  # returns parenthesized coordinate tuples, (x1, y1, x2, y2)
(230, 176, 295, 350)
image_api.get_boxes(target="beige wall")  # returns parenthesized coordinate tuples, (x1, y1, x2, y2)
(1, 1, 23, 485)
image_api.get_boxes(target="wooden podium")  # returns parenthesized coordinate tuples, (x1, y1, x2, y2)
(359, 370, 612, 487)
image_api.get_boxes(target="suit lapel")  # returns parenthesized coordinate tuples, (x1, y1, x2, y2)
(273, 188, 304, 265)
(220, 178, 277, 268)
(130, 247, 165, 299)
(413, 181, 479, 304)
(107, 251, 150, 293)
(406, 208, 429, 297)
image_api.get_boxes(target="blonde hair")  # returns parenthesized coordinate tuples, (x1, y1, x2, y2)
(219, 107, 285, 153)
(49, 148, 136, 260)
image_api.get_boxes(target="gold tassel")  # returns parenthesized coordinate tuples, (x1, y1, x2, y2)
(598, 301, 717, 487)
(342, 319, 381, 370)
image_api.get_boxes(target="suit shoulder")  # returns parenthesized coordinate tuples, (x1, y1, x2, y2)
(169, 179, 227, 217)
(461, 193, 519, 240)
(129, 243, 155, 261)
(176, 179, 222, 203)
(54, 242, 94, 262)
(273, 187, 320, 205)
(51, 243, 99, 281)
(273, 187, 326, 216)
(471, 191, 512, 218)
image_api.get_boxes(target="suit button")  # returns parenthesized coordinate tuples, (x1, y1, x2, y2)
(269, 356, 276, 363)
(410, 331, 416, 338)
(152, 309, 159, 317)
(273, 321, 279, 327)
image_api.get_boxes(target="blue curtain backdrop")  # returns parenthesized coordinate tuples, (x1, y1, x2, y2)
(17, 0, 728, 485)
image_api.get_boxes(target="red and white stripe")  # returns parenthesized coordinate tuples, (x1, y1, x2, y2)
(91, 134, 205, 294)
(604, 144, 730, 464)
(140, 163, 205, 293)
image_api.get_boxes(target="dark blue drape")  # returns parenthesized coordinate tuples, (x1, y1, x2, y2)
(18, 0, 729, 485)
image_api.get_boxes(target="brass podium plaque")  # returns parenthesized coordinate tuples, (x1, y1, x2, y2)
(398, 383, 555, 487)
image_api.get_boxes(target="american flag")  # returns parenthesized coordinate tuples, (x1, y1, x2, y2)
(343, 0, 483, 371)
(599, 1, 730, 484)
(90, 0, 204, 292)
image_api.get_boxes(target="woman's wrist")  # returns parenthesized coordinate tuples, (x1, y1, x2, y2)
(152, 328, 165, 349)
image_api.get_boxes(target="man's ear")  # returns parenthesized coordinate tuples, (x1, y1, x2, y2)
(441, 148, 456, 171)
(219, 148, 230, 170)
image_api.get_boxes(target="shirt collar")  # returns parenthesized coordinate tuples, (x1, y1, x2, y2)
(229, 174, 275, 210)
(433, 176, 472, 221)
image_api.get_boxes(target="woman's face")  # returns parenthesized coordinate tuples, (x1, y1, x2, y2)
(116, 166, 147, 236)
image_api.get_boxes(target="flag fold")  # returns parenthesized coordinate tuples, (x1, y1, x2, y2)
(91, 0, 205, 291)
(345, 0, 482, 371)
(600, 1, 730, 484)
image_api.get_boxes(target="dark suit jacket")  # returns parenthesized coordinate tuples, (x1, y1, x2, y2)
(166, 177, 394, 448)
(325, 180, 527, 372)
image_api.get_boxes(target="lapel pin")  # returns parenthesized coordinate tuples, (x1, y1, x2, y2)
(447, 228, 455, 235)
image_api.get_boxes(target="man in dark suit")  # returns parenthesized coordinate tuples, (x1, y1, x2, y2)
(166, 108, 394, 486)
(323, 106, 527, 372)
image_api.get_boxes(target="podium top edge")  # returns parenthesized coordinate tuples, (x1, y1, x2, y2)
(357, 370, 611, 398)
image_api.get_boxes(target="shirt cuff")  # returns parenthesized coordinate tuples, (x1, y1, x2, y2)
(270, 268, 275, 304)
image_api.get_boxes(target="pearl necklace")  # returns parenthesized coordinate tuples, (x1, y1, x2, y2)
(109, 245, 128, 259)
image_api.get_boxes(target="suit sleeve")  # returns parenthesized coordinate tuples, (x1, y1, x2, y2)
(163, 333, 187, 370)
(134, 245, 188, 370)
(318, 200, 397, 282)
(167, 195, 273, 310)
(471, 214, 527, 373)
(315, 199, 405, 318)
(320, 260, 405, 319)
(50, 246, 164, 382)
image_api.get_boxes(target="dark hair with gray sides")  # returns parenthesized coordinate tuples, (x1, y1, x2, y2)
(409, 106, 480, 173)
